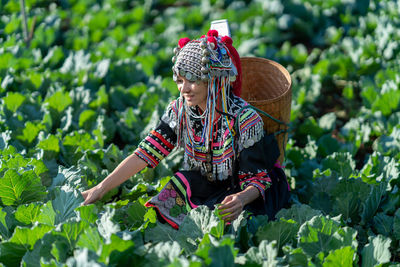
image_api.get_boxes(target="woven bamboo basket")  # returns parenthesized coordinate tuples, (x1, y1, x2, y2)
(240, 57, 292, 164)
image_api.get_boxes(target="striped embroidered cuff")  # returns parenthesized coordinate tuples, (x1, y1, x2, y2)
(238, 172, 272, 201)
(239, 109, 262, 134)
(134, 129, 175, 168)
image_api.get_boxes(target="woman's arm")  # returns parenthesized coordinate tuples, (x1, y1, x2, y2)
(218, 185, 260, 221)
(81, 153, 148, 205)
(82, 100, 179, 205)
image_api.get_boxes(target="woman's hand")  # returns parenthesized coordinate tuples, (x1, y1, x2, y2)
(81, 154, 148, 205)
(81, 185, 106, 205)
(218, 193, 245, 221)
(218, 185, 261, 221)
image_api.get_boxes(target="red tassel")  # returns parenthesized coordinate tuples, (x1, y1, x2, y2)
(223, 40, 242, 97)
(221, 36, 233, 46)
(207, 29, 219, 37)
(178, 37, 191, 48)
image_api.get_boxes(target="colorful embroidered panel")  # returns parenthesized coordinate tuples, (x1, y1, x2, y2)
(134, 121, 177, 168)
(136, 94, 272, 205)
(145, 172, 198, 229)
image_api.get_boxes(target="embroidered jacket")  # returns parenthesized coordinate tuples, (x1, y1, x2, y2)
(134, 95, 272, 200)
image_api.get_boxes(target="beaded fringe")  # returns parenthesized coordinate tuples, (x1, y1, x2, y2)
(161, 96, 264, 182)
(238, 119, 264, 152)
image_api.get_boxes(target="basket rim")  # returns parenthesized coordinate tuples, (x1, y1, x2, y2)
(240, 57, 292, 104)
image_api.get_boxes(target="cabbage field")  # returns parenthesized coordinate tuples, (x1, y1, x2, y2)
(1, 0, 400, 266)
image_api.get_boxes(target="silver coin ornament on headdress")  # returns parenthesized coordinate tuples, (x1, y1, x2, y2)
(172, 32, 238, 83)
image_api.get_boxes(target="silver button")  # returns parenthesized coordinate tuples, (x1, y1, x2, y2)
(207, 173, 214, 182)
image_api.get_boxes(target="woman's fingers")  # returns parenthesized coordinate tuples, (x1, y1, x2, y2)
(218, 194, 244, 221)
(81, 186, 102, 205)
(221, 208, 239, 221)
(82, 192, 92, 205)
(219, 203, 235, 214)
(81, 191, 89, 205)
(83, 194, 92, 205)
(84, 193, 98, 205)
(219, 201, 234, 210)
(220, 195, 233, 205)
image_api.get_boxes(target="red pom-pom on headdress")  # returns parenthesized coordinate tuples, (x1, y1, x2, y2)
(178, 37, 191, 48)
(221, 36, 233, 46)
(207, 29, 219, 37)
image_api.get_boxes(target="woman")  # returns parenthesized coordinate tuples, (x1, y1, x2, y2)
(82, 30, 289, 229)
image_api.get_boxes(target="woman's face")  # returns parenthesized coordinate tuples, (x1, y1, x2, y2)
(176, 75, 208, 110)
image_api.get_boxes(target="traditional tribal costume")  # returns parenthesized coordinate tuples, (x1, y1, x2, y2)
(134, 30, 289, 229)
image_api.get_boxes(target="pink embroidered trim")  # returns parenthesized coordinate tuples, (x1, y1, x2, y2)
(274, 161, 286, 168)
(146, 136, 170, 156)
(175, 172, 198, 209)
(145, 202, 179, 229)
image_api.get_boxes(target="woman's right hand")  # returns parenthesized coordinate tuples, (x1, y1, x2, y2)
(81, 185, 106, 205)
(80, 154, 148, 205)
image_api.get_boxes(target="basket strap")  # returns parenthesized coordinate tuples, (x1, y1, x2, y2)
(234, 104, 290, 137)
(234, 104, 291, 163)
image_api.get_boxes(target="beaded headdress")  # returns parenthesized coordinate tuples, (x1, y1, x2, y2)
(172, 29, 242, 97)
(172, 30, 242, 156)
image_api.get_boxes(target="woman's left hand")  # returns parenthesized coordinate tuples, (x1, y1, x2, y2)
(218, 193, 245, 221)
(218, 185, 261, 221)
